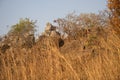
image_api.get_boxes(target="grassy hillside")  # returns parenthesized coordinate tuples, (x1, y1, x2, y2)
(0, 26, 120, 80)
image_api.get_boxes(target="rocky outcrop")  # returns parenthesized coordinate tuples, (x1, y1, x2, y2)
(42, 22, 60, 38)
(41, 22, 64, 47)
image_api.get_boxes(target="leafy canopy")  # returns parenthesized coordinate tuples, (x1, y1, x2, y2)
(9, 18, 36, 35)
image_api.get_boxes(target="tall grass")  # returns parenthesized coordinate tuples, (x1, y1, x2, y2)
(0, 30, 120, 80)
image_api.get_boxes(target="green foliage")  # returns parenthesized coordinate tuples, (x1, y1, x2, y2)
(9, 18, 36, 35)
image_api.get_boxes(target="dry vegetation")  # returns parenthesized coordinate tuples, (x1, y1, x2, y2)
(0, 27, 120, 80)
(0, 0, 120, 80)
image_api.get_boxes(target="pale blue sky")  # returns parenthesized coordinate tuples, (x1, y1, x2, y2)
(0, 0, 107, 36)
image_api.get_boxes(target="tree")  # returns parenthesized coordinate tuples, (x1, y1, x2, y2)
(7, 18, 36, 48)
(54, 12, 108, 40)
(9, 18, 36, 36)
(108, 0, 120, 35)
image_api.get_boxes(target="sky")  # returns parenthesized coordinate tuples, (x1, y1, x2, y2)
(0, 0, 107, 36)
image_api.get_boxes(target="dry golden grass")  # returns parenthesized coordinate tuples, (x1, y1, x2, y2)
(0, 29, 120, 80)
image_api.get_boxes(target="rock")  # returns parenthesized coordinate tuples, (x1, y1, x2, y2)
(45, 22, 52, 31)
(41, 22, 64, 47)
(50, 31, 60, 38)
